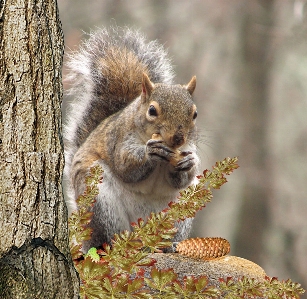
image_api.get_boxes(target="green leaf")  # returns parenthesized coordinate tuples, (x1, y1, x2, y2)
(127, 278, 144, 293)
(70, 244, 83, 260)
(145, 267, 178, 294)
(194, 276, 209, 292)
(86, 247, 101, 262)
(78, 256, 110, 282)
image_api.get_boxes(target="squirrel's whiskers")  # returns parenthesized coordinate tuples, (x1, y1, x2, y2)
(64, 27, 200, 252)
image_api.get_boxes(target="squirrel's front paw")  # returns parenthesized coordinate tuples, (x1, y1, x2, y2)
(146, 139, 175, 162)
(174, 152, 195, 171)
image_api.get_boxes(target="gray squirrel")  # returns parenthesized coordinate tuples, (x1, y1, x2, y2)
(64, 27, 200, 252)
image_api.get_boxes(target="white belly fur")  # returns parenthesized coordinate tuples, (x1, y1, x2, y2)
(98, 161, 180, 225)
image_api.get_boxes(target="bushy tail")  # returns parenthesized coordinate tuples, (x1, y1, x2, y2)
(64, 27, 174, 176)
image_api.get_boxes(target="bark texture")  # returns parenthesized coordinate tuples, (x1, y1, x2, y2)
(0, 0, 79, 298)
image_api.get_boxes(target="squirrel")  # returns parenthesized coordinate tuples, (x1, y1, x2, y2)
(64, 27, 200, 252)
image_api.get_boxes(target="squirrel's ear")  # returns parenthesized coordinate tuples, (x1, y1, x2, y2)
(142, 73, 154, 102)
(185, 76, 196, 95)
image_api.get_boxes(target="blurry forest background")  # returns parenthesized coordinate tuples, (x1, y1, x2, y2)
(58, 0, 307, 293)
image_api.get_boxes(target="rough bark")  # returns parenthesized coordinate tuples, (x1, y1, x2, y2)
(0, 0, 79, 298)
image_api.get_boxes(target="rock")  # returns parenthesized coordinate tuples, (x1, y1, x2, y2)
(151, 253, 266, 287)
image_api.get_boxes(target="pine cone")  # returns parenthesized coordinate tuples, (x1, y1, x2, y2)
(176, 237, 230, 260)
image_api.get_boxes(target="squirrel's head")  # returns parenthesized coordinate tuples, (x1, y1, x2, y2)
(140, 73, 197, 149)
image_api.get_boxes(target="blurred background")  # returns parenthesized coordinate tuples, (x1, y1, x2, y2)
(59, 0, 307, 293)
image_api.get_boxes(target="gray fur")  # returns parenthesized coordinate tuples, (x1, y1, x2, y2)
(63, 27, 199, 251)
(64, 27, 174, 176)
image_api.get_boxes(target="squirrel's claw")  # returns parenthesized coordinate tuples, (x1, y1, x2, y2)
(146, 139, 175, 161)
(174, 154, 195, 171)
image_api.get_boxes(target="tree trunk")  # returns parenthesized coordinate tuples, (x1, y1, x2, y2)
(0, 0, 79, 298)
(233, 0, 273, 264)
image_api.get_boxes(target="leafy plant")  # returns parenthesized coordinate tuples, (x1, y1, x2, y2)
(218, 276, 305, 299)
(68, 158, 305, 299)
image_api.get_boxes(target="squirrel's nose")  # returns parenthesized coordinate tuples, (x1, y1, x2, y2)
(172, 131, 185, 148)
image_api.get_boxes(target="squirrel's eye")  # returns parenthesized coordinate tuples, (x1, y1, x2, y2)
(148, 105, 158, 116)
(193, 111, 198, 120)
